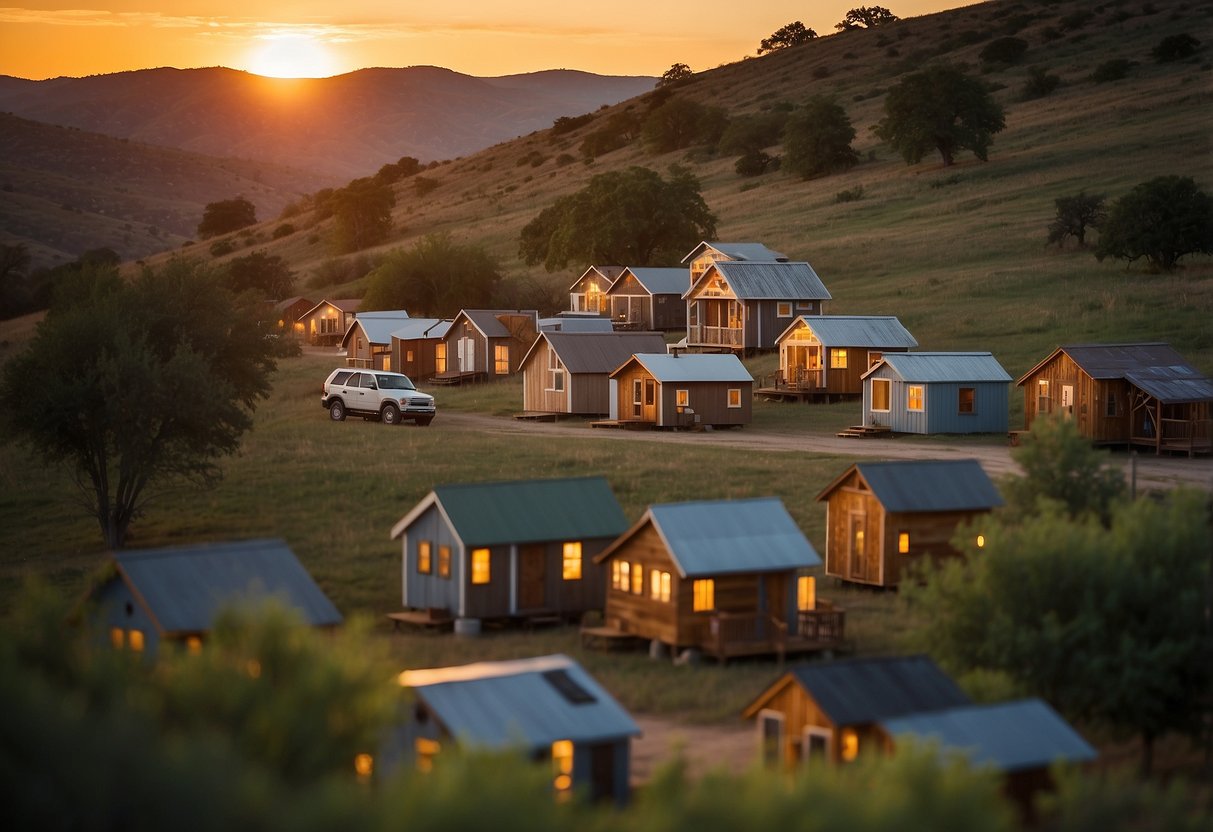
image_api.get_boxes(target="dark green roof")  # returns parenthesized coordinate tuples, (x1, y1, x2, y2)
(433, 476, 627, 546)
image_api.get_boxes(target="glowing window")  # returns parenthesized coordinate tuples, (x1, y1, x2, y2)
(494, 344, 510, 374)
(958, 387, 975, 414)
(110, 627, 124, 649)
(649, 569, 662, 600)
(619, 561, 630, 591)
(415, 737, 440, 773)
(128, 629, 145, 653)
(898, 532, 910, 554)
(471, 548, 491, 584)
(562, 542, 582, 580)
(406, 349, 414, 362)
(438, 545, 451, 579)
(676, 389, 689, 407)
(418, 541, 432, 574)
(552, 739, 574, 795)
(727, 388, 742, 408)
(186, 636, 202, 655)
(907, 385, 924, 411)
(434, 343, 447, 373)
(871, 378, 891, 412)
(631, 563, 644, 594)
(841, 729, 859, 762)
(693, 579, 715, 612)
(830, 348, 848, 369)
(976, 534, 986, 549)
(354, 753, 374, 780)
(797, 575, 816, 611)
(777, 301, 792, 317)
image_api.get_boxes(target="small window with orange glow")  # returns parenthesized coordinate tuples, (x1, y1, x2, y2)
(797, 575, 816, 611)
(471, 548, 491, 584)
(128, 629, 145, 653)
(631, 562, 644, 594)
(619, 561, 630, 591)
(415, 737, 440, 773)
(693, 579, 715, 612)
(976, 534, 986, 549)
(552, 739, 574, 795)
(898, 532, 910, 554)
(186, 636, 202, 655)
(110, 627, 124, 649)
(418, 541, 432, 574)
(562, 542, 582, 580)
(841, 729, 859, 762)
(438, 545, 451, 578)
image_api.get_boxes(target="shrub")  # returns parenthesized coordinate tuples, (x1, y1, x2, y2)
(271, 223, 295, 240)
(979, 36, 1029, 66)
(555, 153, 576, 167)
(734, 150, 773, 176)
(209, 238, 236, 257)
(551, 113, 595, 135)
(834, 186, 865, 203)
(1091, 58, 1134, 82)
(413, 176, 439, 197)
(1152, 33, 1201, 62)
(1020, 66, 1061, 100)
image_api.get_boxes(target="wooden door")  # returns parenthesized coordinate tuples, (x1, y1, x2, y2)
(1061, 383, 1075, 419)
(518, 544, 546, 610)
(458, 337, 476, 371)
(589, 744, 616, 803)
(643, 379, 657, 422)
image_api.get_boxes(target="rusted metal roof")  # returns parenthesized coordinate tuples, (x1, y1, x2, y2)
(1020, 343, 1213, 404)
(689, 261, 832, 301)
(863, 352, 1011, 383)
(524, 331, 667, 374)
(781, 315, 918, 348)
(817, 459, 1003, 513)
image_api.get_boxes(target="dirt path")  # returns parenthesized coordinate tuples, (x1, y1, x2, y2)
(629, 715, 755, 785)
(440, 412, 1213, 492)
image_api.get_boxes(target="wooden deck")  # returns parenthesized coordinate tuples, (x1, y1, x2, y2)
(836, 424, 894, 439)
(590, 419, 657, 430)
(580, 624, 646, 650)
(513, 411, 561, 422)
(386, 609, 453, 632)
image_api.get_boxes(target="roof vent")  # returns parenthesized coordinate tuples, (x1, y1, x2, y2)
(542, 669, 596, 705)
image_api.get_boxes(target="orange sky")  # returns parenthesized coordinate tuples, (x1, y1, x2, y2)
(0, 2, 979, 80)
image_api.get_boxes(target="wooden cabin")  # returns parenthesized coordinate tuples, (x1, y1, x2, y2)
(301, 297, 361, 346)
(389, 476, 627, 625)
(590, 497, 844, 661)
(568, 265, 623, 315)
(437, 309, 539, 382)
(341, 310, 411, 370)
(395, 654, 639, 804)
(768, 316, 918, 401)
(859, 352, 1010, 435)
(815, 459, 1002, 588)
(878, 698, 1096, 822)
(607, 352, 753, 428)
(684, 261, 831, 352)
(1016, 343, 1213, 456)
(389, 318, 452, 380)
(271, 296, 314, 339)
(682, 241, 788, 292)
(86, 539, 342, 658)
(742, 655, 971, 768)
(605, 267, 687, 331)
(520, 331, 667, 415)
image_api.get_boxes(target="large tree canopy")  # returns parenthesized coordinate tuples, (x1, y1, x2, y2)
(875, 65, 1005, 166)
(225, 250, 296, 300)
(1095, 175, 1213, 272)
(197, 197, 257, 239)
(781, 96, 859, 179)
(519, 166, 717, 271)
(0, 259, 276, 548)
(758, 21, 818, 54)
(835, 5, 899, 30)
(331, 177, 396, 254)
(362, 233, 501, 317)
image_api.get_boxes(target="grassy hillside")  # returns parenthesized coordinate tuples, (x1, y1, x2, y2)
(142, 0, 1212, 384)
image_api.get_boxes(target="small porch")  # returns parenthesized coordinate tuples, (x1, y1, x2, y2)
(1130, 391, 1212, 456)
(688, 298, 743, 349)
(698, 603, 849, 664)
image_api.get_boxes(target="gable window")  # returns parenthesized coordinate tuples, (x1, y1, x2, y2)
(830, 348, 848, 369)
(548, 350, 565, 392)
(649, 570, 671, 602)
(871, 378, 891, 412)
(434, 343, 447, 373)
(727, 388, 742, 408)
(898, 532, 910, 554)
(494, 344, 510, 375)
(356, 337, 363, 352)
(958, 387, 975, 414)
(562, 542, 582, 581)
(797, 575, 816, 611)
(418, 541, 432, 574)
(776, 301, 793, 317)
(693, 579, 715, 611)
(907, 385, 924, 411)
(676, 389, 689, 408)
(438, 545, 451, 579)
(631, 563, 644, 594)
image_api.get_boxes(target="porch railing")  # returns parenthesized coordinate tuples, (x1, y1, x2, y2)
(1132, 418, 1213, 453)
(706, 611, 785, 658)
(688, 325, 743, 347)
(345, 357, 374, 368)
(795, 603, 846, 643)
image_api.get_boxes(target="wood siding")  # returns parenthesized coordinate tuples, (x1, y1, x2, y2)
(1019, 352, 1131, 442)
(392, 337, 443, 380)
(401, 504, 463, 613)
(753, 680, 882, 767)
(522, 338, 571, 413)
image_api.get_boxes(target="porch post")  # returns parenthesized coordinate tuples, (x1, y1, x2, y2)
(1156, 400, 1161, 455)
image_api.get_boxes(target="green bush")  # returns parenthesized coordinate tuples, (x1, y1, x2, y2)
(834, 186, 865, 203)
(209, 238, 236, 257)
(1152, 33, 1201, 63)
(271, 223, 295, 240)
(1020, 66, 1061, 100)
(979, 36, 1029, 66)
(1090, 58, 1134, 82)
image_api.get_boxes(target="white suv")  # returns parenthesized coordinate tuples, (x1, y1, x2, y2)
(321, 369, 436, 426)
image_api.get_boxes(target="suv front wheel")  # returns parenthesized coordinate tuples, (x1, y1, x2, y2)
(381, 403, 401, 425)
(328, 400, 346, 421)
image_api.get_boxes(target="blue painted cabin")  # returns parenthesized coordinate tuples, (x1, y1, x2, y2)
(861, 352, 1011, 434)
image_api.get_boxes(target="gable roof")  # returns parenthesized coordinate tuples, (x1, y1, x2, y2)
(340, 310, 412, 347)
(1017, 343, 1213, 404)
(301, 297, 361, 318)
(538, 316, 616, 333)
(568, 265, 625, 292)
(596, 497, 820, 577)
(881, 699, 1097, 773)
(610, 352, 753, 383)
(817, 459, 1003, 513)
(862, 352, 1011, 383)
(390, 476, 628, 545)
(109, 539, 342, 635)
(273, 296, 313, 312)
(399, 654, 639, 750)
(452, 309, 539, 339)
(681, 241, 788, 264)
(779, 316, 918, 349)
(611, 267, 687, 296)
(686, 261, 832, 301)
(744, 655, 970, 725)
(390, 318, 453, 341)
(521, 331, 668, 374)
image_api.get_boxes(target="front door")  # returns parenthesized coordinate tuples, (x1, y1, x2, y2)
(519, 544, 546, 610)
(458, 337, 476, 372)
(1061, 384, 1075, 418)
(643, 379, 657, 422)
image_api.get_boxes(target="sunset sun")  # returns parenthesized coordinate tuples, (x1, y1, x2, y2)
(246, 34, 338, 79)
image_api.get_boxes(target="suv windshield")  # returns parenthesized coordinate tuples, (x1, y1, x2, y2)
(376, 374, 416, 391)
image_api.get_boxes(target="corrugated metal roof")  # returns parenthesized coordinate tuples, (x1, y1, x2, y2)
(342, 311, 412, 346)
(390, 318, 452, 340)
(619, 267, 688, 296)
(619, 353, 753, 383)
(113, 539, 342, 634)
(430, 476, 628, 546)
(568, 265, 625, 292)
(647, 497, 821, 577)
(865, 352, 1011, 383)
(530, 332, 667, 374)
(681, 241, 787, 264)
(400, 654, 639, 750)
(840, 459, 1003, 512)
(785, 655, 971, 725)
(455, 309, 539, 339)
(302, 297, 361, 317)
(694, 261, 832, 301)
(783, 316, 918, 349)
(881, 699, 1097, 772)
(1026, 343, 1213, 404)
(538, 317, 616, 333)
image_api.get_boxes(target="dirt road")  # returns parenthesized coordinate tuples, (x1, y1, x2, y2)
(441, 412, 1212, 492)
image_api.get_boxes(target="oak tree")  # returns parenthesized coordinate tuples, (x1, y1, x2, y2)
(875, 65, 1005, 165)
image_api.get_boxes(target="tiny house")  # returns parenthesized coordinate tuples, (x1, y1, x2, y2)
(605, 267, 687, 331)
(390, 318, 453, 380)
(271, 296, 314, 339)
(520, 331, 667, 415)
(1016, 342, 1213, 455)
(439, 309, 539, 380)
(86, 539, 342, 657)
(390, 476, 627, 624)
(396, 654, 639, 804)
(816, 459, 1002, 587)
(682, 241, 788, 291)
(568, 265, 623, 315)
(300, 297, 361, 346)
(684, 261, 831, 351)
(342, 310, 411, 370)
(861, 352, 1010, 435)
(592, 497, 844, 661)
(771, 316, 917, 400)
(608, 352, 753, 428)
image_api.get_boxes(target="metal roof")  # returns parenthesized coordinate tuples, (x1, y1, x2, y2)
(681, 241, 788, 264)
(780, 655, 971, 725)
(400, 654, 639, 751)
(455, 309, 538, 339)
(537, 317, 616, 333)
(112, 539, 342, 635)
(779, 316, 918, 349)
(613, 352, 753, 383)
(688, 261, 832, 301)
(341, 311, 411, 347)
(1018, 343, 1213, 404)
(273, 296, 313, 311)
(390, 318, 453, 340)
(881, 698, 1097, 773)
(639, 497, 821, 577)
(567, 265, 625, 292)
(301, 297, 361, 317)
(863, 352, 1011, 383)
(523, 332, 667, 374)
(614, 267, 688, 296)
(392, 476, 628, 546)
(818, 459, 1003, 513)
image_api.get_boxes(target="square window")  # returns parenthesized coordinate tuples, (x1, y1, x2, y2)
(676, 389, 689, 408)
(830, 348, 848, 369)
(727, 388, 742, 408)
(777, 301, 792, 317)
(418, 541, 432, 574)
(693, 579, 715, 611)
(471, 548, 491, 584)
(562, 542, 582, 581)
(907, 385, 924, 411)
(871, 378, 891, 412)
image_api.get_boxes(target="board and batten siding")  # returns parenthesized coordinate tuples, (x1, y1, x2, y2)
(402, 504, 463, 614)
(1019, 352, 1131, 442)
(93, 580, 164, 656)
(660, 380, 751, 427)
(864, 369, 1007, 435)
(521, 338, 571, 413)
